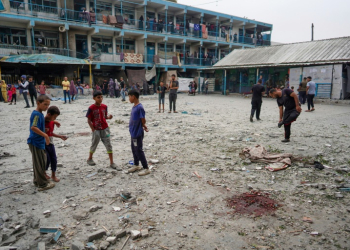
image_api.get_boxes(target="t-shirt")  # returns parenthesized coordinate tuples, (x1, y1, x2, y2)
(251, 84, 265, 101)
(299, 81, 307, 92)
(157, 86, 167, 98)
(28, 81, 36, 93)
(10, 87, 16, 94)
(307, 81, 316, 95)
(62, 81, 70, 91)
(27, 110, 45, 149)
(169, 80, 179, 94)
(86, 104, 109, 130)
(129, 103, 145, 139)
(45, 120, 55, 144)
(39, 85, 46, 95)
(120, 81, 125, 89)
(277, 89, 296, 111)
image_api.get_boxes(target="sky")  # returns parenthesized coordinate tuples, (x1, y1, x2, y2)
(178, 0, 350, 43)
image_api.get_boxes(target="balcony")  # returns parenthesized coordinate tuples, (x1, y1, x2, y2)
(7, 1, 271, 46)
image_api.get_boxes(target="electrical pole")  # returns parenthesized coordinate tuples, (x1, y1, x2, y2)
(311, 23, 314, 41)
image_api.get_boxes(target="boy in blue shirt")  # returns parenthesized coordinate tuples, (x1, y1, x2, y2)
(127, 90, 150, 176)
(27, 95, 55, 191)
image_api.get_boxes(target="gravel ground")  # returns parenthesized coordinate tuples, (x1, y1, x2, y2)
(0, 93, 349, 250)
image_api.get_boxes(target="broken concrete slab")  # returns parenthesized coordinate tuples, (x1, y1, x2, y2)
(141, 229, 149, 238)
(99, 241, 110, 250)
(106, 237, 116, 244)
(115, 229, 126, 239)
(39, 227, 58, 234)
(87, 229, 106, 242)
(37, 242, 45, 250)
(130, 230, 140, 240)
(0, 236, 17, 246)
(71, 241, 85, 250)
(1, 213, 10, 222)
(89, 205, 102, 213)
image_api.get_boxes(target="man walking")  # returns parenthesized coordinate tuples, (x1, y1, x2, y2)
(20, 75, 30, 108)
(299, 77, 307, 104)
(269, 88, 302, 143)
(168, 74, 179, 113)
(204, 78, 209, 95)
(28, 76, 37, 107)
(305, 76, 316, 112)
(250, 79, 265, 122)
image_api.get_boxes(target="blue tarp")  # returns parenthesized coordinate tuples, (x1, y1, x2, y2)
(0, 54, 90, 65)
(0, 0, 4, 11)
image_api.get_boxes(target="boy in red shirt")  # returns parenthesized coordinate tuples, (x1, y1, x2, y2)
(45, 106, 67, 182)
(39, 80, 46, 95)
(9, 84, 17, 105)
(86, 91, 120, 170)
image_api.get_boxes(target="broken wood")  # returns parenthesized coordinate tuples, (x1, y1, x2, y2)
(120, 235, 130, 250)
(193, 171, 201, 178)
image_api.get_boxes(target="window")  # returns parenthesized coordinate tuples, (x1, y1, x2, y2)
(10, 0, 24, 9)
(158, 43, 173, 52)
(92, 36, 113, 53)
(90, 0, 112, 14)
(0, 28, 27, 46)
(116, 39, 135, 53)
(34, 30, 59, 48)
(176, 45, 189, 53)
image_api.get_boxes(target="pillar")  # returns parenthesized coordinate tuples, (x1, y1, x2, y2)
(216, 18, 219, 40)
(120, 1, 123, 15)
(144, 39, 147, 62)
(64, 0, 67, 21)
(121, 36, 124, 54)
(183, 43, 186, 65)
(239, 71, 242, 93)
(24, 0, 29, 11)
(87, 34, 92, 56)
(144, 6, 146, 31)
(200, 15, 203, 38)
(184, 13, 186, 35)
(86, 0, 90, 11)
(112, 3, 115, 15)
(112, 36, 116, 61)
(66, 30, 69, 56)
(165, 41, 167, 64)
(165, 9, 168, 33)
(242, 24, 245, 43)
(224, 69, 227, 95)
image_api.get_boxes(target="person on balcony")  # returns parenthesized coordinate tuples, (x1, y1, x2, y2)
(158, 19, 164, 33)
(139, 15, 144, 30)
(234, 33, 238, 42)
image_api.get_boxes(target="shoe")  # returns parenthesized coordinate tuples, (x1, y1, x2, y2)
(9, 103, 12, 105)
(38, 182, 55, 191)
(87, 159, 96, 166)
(278, 122, 283, 128)
(281, 139, 290, 143)
(305, 110, 311, 112)
(110, 163, 122, 171)
(24, 106, 30, 108)
(174, 111, 178, 113)
(138, 169, 151, 176)
(14, 103, 16, 105)
(250, 116, 253, 122)
(257, 118, 262, 121)
(127, 165, 142, 173)
(311, 108, 315, 111)
(63, 102, 67, 104)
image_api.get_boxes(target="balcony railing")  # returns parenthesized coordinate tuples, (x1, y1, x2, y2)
(8, 1, 271, 46)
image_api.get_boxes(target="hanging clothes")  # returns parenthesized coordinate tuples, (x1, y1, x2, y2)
(194, 24, 200, 31)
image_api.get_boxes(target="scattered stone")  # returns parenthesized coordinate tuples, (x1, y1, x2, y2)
(87, 229, 106, 242)
(335, 177, 345, 183)
(16, 210, 23, 215)
(115, 230, 127, 239)
(150, 159, 159, 164)
(334, 193, 344, 198)
(106, 236, 117, 244)
(73, 211, 88, 221)
(318, 184, 326, 190)
(141, 229, 149, 238)
(57, 163, 63, 168)
(37, 242, 45, 250)
(2, 213, 10, 222)
(31, 219, 40, 229)
(130, 230, 140, 239)
(1, 236, 17, 246)
(43, 210, 51, 217)
(99, 241, 110, 250)
(89, 205, 102, 212)
(71, 241, 85, 250)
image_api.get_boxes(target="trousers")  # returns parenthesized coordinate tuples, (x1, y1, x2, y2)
(28, 144, 48, 188)
(299, 91, 306, 104)
(90, 127, 112, 154)
(46, 144, 57, 172)
(11, 94, 17, 103)
(251, 100, 262, 119)
(29, 91, 37, 106)
(63, 90, 71, 103)
(131, 132, 148, 169)
(282, 109, 300, 139)
(307, 94, 315, 110)
(169, 93, 177, 111)
(1, 91, 7, 102)
(23, 92, 30, 107)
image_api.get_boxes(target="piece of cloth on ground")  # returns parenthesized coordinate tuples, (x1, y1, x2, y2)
(240, 145, 292, 165)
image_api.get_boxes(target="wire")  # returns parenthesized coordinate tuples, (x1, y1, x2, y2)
(192, 0, 223, 6)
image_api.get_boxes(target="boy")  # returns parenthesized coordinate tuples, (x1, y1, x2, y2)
(86, 91, 120, 170)
(157, 81, 167, 113)
(45, 106, 67, 182)
(127, 90, 150, 176)
(39, 80, 46, 95)
(168, 74, 179, 113)
(27, 95, 55, 191)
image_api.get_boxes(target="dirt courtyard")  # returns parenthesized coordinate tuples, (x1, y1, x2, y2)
(0, 92, 349, 250)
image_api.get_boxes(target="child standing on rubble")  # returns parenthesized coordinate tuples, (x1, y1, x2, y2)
(44, 106, 67, 182)
(127, 90, 150, 176)
(86, 91, 121, 170)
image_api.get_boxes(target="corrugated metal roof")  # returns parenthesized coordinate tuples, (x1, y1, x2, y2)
(213, 36, 350, 69)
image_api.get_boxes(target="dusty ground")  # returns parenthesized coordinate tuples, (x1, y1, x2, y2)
(0, 92, 350, 250)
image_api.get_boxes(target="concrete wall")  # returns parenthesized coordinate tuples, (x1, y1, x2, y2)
(331, 64, 343, 99)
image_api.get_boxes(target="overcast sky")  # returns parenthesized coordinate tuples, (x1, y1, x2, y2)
(178, 0, 350, 43)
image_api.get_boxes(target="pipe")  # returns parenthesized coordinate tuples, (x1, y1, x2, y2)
(89, 63, 92, 88)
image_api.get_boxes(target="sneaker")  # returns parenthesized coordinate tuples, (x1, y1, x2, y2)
(278, 122, 283, 128)
(257, 118, 262, 121)
(110, 163, 122, 171)
(38, 182, 55, 191)
(24, 106, 30, 108)
(87, 159, 96, 166)
(127, 165, 142, 173)
(138, 169, 151, 176)
(281, 139, 290, 143)
(250, 116, 253, 122)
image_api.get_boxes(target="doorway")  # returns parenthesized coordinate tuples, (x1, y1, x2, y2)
(147, 42, 155, 63)
(76, 35, 88, 59)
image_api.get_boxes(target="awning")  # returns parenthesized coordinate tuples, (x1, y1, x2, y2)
(0, 53, 90, 65)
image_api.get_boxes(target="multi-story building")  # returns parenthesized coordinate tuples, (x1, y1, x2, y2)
(0, 0, 272, 86)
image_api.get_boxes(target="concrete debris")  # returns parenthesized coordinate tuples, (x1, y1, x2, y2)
(99, 241, 110, 250)
(89, 205, 103, 212)
(87, 229, 106, 242)
(130, 230, 140, 239)
(141, 229, 149, 238)
(106, 236, 117, 244)
(71, 241, 85, 250)
(37, 242, 45, 250)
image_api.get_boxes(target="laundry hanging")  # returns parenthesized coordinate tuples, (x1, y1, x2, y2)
(145, 65, 156, 81)
(194, 24, 200, 31)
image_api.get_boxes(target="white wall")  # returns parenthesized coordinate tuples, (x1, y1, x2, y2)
(331, 64, 343, 99)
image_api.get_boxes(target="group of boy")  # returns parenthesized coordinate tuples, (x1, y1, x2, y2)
(27, 88, 150, 191)
(156, 74, 179, 113)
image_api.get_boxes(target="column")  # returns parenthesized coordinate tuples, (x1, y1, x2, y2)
(24, 0, 29, 11)
(120, 1, 123, 15)
(87, 34, 92, 56)
(239, 71, 242, 93)
(64, 0, 67, 21)
(200, 15, 203, 38)
(121, 37, 124, 54)
(218, 48, 221, 60)
(66, 31, 69, 56)
(183, 43, 186, 65)
(112, 36, 116, 61)
(215, 45, 217, 62)
(86, 0, 90, 11)
(224, 69, 227, 95)
(215, 18, 218, 40)
(144, 6, 146, 31)
(230, 21, 233, 42)
(242, 24, 245, 43)
(165, 9, 168, 33)
(184, 13, 186, 35)
(112, 3, 115, 15)
(144, 39, 147, 63)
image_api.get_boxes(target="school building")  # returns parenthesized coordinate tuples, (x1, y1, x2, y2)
(0, 0, 272, 86)
(207, 36, 350, 99)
